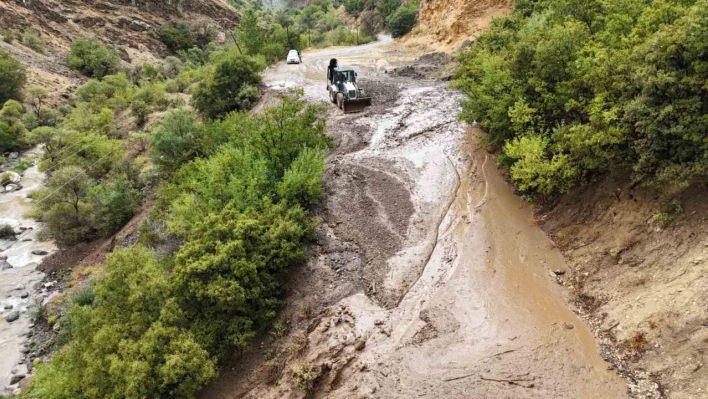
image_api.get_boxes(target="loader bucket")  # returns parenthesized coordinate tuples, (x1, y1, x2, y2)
(342, 97, 372, 113)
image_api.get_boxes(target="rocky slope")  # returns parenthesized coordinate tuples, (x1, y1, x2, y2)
(0, 0, 240, 102)
(408, 0, 513, 50)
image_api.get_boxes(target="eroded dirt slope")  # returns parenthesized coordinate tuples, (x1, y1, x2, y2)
(199, 37, 627, 399)
(402, 0, 513, 52)
(541, 179, 708, 398)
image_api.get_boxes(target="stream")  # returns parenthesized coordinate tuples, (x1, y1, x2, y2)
(0, 149, 57, 394)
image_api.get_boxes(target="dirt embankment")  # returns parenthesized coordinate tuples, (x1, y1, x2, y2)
(539, 179, 708, 398)
(0, 0, 239, 103)
(401, 0, 513, 52)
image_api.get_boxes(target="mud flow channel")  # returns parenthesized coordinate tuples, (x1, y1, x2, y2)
(201, 36, 628, 399)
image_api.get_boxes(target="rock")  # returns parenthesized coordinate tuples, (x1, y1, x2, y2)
(8, 152, 19, 160)
(9, 374, 25, 385)
(0, 260, 11, 270)
(10, 369, 17, 375)
(44, 281, 55, 289)
(20, 348, 29, 355)
(21, 238, 32, 242)
(1, 171, 21, 184)
(562, 322, 575, 330)
(14, 284, 24, 291)
(5, 183, 22, 192)
(3, 304, 12, 309)
(32, 250, 48, 256)
(354, 339, 366, 351)
(553, 269, 566, 275)
(5, 311, 20, 322)
(20, 292, 29, 299)
(0, 253, 7, 260)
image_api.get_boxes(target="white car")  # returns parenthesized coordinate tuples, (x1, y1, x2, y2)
(287, 49, 300, 64)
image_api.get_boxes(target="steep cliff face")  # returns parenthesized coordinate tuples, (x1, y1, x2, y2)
(414, 0, 513, 49)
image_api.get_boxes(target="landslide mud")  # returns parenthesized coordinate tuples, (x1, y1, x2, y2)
(200, 37, 628, 399)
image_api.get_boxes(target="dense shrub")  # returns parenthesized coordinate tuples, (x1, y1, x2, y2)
(454, 0, 708, 193)
(344, 0, 366, 14)
(0, 49, 26, 104)
(160, 21, 196, 53)
(68, 38, 120, 79)
(192, 53, 263, 119)
(0, 224, 15, 239)
(22, 94, 329, 399)
(30, 166, 96, 247)
(88, 174, 140, 236)
(376, 0, 400, 20)
(0, 100, 29, 152)
(387, 0, 418, 38)
(150, 109, 202, 172)
(23, 247, 217, 399)
(22, 31, 46, 53)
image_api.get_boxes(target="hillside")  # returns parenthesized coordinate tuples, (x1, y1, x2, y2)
(0, 0, 240, 102)
(404, 0, 513, 51)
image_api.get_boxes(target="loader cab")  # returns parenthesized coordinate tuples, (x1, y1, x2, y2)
(333, 67, 357, 85)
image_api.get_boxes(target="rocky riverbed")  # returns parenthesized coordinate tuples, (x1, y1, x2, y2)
(0, 149, 57, 394)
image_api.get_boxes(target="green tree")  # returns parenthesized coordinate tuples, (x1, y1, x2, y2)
(88, 174, 141, 236)
(150, 109, 202, 172)
(30, 166, 96, 247)
(0, 100, 28, 152)
(377, 0, 400, 20)
(387, 0, 418, 38)
(238, 9, 266, 54)
(0, 49, 26, 104)
(172, 201, 312, 353)
(68, 38, 120, 79)
(23, 247, 217, 399)
(191, 53, 262, 119)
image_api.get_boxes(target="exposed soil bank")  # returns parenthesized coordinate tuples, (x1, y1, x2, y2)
(541, 176, 708, 398)
(199, 38, 626, 399)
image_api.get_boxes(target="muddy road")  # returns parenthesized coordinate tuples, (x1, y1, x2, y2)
(200, 37, 628, 398)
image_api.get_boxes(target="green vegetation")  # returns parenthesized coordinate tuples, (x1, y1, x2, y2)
(0, 49, 26, 104)
(237, 2, 375, 59)
(454, 0, 708, 194)
(68, 38, 120, 79)
(0, 224, 16, 240)
(192, 53, 263, 119)
(22, 31, 46, 53)
(386, 0, 418, 38)
(291, 363, 319, 390)
(0, 100, 29, 152)
(159, 20, 216, 55)
(21, 93, 330, 399)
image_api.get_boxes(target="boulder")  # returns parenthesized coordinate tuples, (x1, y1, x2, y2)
(5, 311, 20, 322)
(31, 250, 48, 256)
(8, 152, 18, 160)
(0, 260, 11, 270)
(3, 304, 12, 310)
(5, 183, 22, 192)
(9, 374, 25, 385)
(0, 171, 20, 185)
(20, 292, 28, 299)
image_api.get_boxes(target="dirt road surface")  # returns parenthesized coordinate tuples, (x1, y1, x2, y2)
(200, 37, 628, 399)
